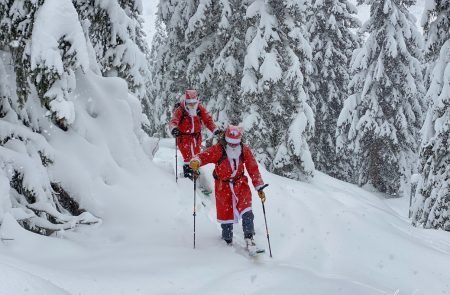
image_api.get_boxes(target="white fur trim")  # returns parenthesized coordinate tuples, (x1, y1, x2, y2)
(255, 184, 265, 191)
(217, 208, 252, 224)
(225, 136, 241, 144)
(185, 98, 198, 104)
(229, 182, 239, 223)
(191, 157, 201, 166)
(240, 207, 253, 217)
(217, 219, 236, 224)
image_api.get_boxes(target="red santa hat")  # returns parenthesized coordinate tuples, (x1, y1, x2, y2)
(184, 89, 199, 104)
(225, 125, 243, 144)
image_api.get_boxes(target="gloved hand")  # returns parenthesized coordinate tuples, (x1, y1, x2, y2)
(189, 159, 200, 173)
(214, 129, 223, 136)
(258, 190, 266, 203)
(257, 184, 268, 203)
(171, 128, 180, 137)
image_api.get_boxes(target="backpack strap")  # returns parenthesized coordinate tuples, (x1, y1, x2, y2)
(217, 144, 227, 166)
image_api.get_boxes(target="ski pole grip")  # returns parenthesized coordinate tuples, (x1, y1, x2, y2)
(258, 184, 269, 192)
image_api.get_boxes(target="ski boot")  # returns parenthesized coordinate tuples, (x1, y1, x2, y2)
(183, 164, 194, 180)
(245, 237, 257, 256)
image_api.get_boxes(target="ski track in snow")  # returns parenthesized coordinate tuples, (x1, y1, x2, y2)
(1, 138, 449, 295)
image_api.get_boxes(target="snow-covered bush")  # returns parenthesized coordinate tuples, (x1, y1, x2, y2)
(0, 52, 99, 235)
(73, 0, 152, 133)
(0, 0, 152, 235)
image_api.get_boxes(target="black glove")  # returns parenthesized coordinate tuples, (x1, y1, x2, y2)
(171, 128, 180, 137)
(214, 129, 224, 136)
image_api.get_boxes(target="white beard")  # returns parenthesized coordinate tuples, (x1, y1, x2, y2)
(226, 144, 242, 161)
(186, 106, 198, 116)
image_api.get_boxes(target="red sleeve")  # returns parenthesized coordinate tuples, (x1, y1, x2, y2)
(169, 107, 183, 131)
(198, 104, 218, 133)
(243, 145, 264, 189)
(195, 144, 223, 166)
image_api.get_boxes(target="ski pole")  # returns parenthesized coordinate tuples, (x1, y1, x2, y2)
(259, 184, 272, 258)
(193, 172, 198, 249)
(262, 202, 273, 258)
(175, 137, 178, 183)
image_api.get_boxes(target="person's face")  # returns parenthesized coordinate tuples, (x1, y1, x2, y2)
(227, 142, 240, 148)
(186, 102, 197, 109)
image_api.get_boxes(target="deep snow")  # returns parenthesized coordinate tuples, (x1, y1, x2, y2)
(1, 135, 449, 294)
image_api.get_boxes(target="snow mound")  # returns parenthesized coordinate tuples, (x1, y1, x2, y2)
(0, 263, 70, 295)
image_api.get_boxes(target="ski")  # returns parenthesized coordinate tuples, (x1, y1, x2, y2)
(245, 244, 265, 257)
(233, 242, 265, 258)
(226, 237, 265, 258)
(247, 248, 265, 257)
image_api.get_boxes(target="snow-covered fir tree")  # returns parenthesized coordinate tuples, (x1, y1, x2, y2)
(184, 0, 251, 128)
(73, 0, 152, 131)
(152, 0, 247, 135)
(148, 16, 167, 136)
(1, 0, 89, 130)
(150, 0, 199, 136)
(242, 0, 315, 180)
(422, 0, 450, 90)
(0, 0, 44, 107)
(336, 0, 425, 196)
(211, 0, 249, 126)
(0, 0, 10, 49)
(307, 0, 361, 178)
(0, 0, 99, 234)
(119, 0, 153, 133)
(411, 0, 450, 231)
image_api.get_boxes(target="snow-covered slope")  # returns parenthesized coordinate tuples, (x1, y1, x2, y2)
(1, 136, 449, 294)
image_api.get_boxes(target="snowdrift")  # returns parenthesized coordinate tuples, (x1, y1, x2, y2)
(1, 130, 449, 294)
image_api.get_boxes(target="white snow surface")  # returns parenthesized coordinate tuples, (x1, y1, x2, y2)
(1, 132, 450, 294)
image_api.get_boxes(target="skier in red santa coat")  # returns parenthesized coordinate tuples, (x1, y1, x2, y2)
(189, 125, 267, 248)
(169, 90, 221, 179)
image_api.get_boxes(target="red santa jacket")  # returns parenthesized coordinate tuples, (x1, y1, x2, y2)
(169, 103, 217, 162)
(195, 143, 264, 223)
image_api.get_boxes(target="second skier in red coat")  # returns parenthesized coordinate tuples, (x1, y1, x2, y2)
(169, 89, 220, 179)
